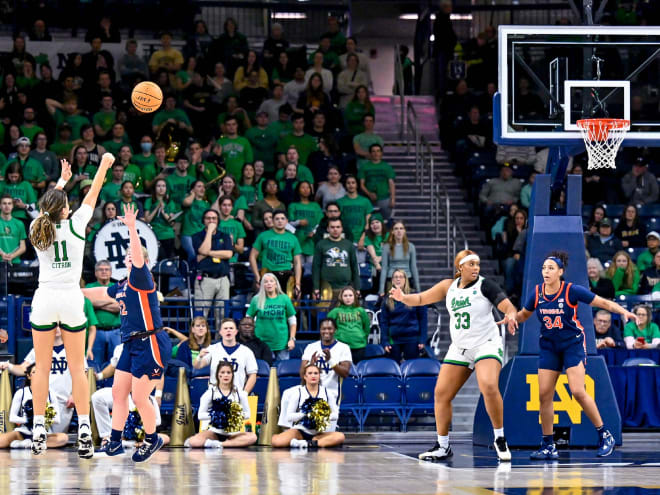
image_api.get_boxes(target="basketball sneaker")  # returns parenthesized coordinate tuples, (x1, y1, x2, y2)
(290, 439, 309, 449)
(77, 425, 94, 459)
(31, 425, 47, 456)
(530, 443, 559, 460)
(10, 439, 32, 449)
(418, 442, 453, 461)
(597, 430, 615, 457)
(132, 435, 164, 463)
(95, 439, 125, 457)
(494, 437, 511, 461)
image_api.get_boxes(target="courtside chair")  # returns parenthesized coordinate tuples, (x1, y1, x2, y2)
(401, 358, 441, 431)
(358, 358, 405, 431)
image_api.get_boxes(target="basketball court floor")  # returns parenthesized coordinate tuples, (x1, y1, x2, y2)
(1, 433, 659, 494)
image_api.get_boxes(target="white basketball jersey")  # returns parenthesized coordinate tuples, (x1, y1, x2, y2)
(445, 276, 500, 349)
(207, 343, 258, 390)
(301, 340, 353, 397)
(33, 204, 93, 289)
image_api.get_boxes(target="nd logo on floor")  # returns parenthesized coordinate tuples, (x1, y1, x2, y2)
(526, 374, 595, 424)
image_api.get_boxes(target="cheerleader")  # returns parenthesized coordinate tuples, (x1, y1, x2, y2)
(271, 363, 344, 449)
(185, 362, 256, 448)
(515, 251, 638, 459)
(0, 364, 68, 449)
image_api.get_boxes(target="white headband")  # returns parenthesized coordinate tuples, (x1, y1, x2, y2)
(459, 254, 480, 266)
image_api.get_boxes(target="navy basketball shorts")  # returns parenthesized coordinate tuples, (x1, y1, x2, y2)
(117, 331, 172, 380)
(538, 334, 586, 372)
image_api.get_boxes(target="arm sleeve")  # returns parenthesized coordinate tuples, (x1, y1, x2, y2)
(9, 390, 26, 424)
(480, 278, 508, 307)
(197, 390, 212, 421)
(246, 297, 257, 318)
(567, 284, 596, 306)
(128, 263, 154, 291)
(285, 297, 296, 318)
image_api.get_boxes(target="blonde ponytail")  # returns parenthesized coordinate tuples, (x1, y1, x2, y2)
(29, 189, 67, 251)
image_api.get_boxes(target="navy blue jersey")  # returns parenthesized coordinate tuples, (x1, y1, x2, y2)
(107, 263, 163, 342)
(524, 281, 595, 340)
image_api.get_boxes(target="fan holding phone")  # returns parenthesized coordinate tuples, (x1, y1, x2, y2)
(623, 305, 660, 349)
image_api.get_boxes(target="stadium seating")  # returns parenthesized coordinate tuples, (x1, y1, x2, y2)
(364, 343, 386, 359)
(401, 359, 441, 430)
(358, 358, 405, 430)
(338, 364, 362, 427)
(277, 358, 303, 393)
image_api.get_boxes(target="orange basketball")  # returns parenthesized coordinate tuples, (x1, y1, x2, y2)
(131, 81, 163, 113)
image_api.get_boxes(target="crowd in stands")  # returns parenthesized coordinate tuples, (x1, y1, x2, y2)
(0, 12, 430, 379)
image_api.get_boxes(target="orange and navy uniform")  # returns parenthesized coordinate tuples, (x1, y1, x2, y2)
(108, 264, 170, 379)
(524, 281, 595, 371)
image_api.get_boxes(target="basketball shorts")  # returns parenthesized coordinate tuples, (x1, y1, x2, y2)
(539, 334, 586, 372)
(116, 331, 172, 379)
(443, 339, 503, 370)
(30, 287, 86, 332)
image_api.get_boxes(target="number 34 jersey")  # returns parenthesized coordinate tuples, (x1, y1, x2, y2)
(31, 204, 93, 289)
(446, 276, 505, 349)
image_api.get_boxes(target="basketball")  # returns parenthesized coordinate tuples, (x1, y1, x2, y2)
(131, 81, 163, 113)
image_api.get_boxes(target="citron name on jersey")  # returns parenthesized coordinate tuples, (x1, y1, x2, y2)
(51, 261, 72, 269)
(450, 296, 472, 311)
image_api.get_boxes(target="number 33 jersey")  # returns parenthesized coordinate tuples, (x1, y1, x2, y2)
(31, 204, 93, 289)
(445, 276, 507, 349)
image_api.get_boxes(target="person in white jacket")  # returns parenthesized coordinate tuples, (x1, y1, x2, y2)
(185, 362, 256, 449)
(271, 363, 344, 449)
(0, 364, 68, 449)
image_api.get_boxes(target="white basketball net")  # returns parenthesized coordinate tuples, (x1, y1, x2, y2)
(577, 119, 630, 170)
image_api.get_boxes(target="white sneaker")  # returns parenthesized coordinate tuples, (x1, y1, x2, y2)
(494, 437, 511, 462)
(31, 425, 47, 456)
(418, 442, 452, 461)
(183, 439, 192, 448)
(205, 440, 223, 450)
(290, 439, 309, 449)
(10, 439, 31, 449)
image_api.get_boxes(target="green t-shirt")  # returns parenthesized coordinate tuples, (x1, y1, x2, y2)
(86, 281, 121, 329)
(239, 183, 261, 206)
(337, 194, 373, 241)
(122, 163, 143, 192)
(0, 181, 37, 219)
(54, 109, 90, 140)
(267, 120, 294, 140)
(92, 110, 117, 135)
(133, 153, 156, 170)
(0, 216, 27, 264)
(116, 200, 141, 217)
(274, 164, 314, 185)
(365, 233, 389, 264)
(19, 125, 44, 143)
(166, 173, 196, 206)
(245, 126, 279, 171)
(246, 294, 296, 351)
(623, 321, 660, 342)
(100, 182, 121, 203)
(182, 198, 210, 236)
(231, 195, 249, 218)
(217, 136, 254, 179)
(276, 133, 317, 165)
(344, 101, 371, 135)
(353, 132, 384, 154)
(69, 164, 98, 198)
(253, 229, 302, 271)
(6, 156, 47, 185)
(218, 218, 246, 262)
(83, 297, 99, 348)
(637, 250, 657, 273)
(357, 161, 396, 200)
(49, 139, 75, 159)
(144, 197, 180, 240)
(152, 108, 192, 128)
(288, 201, 323, 256)
(101, 138, 132, 157)
(327, 305, 371, 349)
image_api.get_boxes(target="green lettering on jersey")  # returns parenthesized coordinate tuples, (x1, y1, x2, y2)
(450, 296, 471, 311)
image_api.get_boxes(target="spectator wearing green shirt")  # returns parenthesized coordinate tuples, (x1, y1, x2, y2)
(49, 123, 76, 160)
(604, 251, 640, 297)
(143, 143, 171, 192)
(327, 286, 371, 363)
(92, 95, 116, 139)
(100, 162, 125, 203)
(86, 201, 117, 243)
(7, 136, 47, 191)
(363, 214, 388, 281)
(115, 181, 144, 218)
(152, 94, 194, 137)
(144, 178, 179, 260)
(249, 209, 302, 296)
(636, 231, 660, 273)
(323, 15, 347, 54)
(275, 147, 315, 187)
(0, 162, 38, 221)
(188, 140, 221, 187)
(238, 162, 263, 211)
(217, 116, 254, 179)
(19, 107, 44, 143)
(87, 260, 122, 366)
(251, 178, 286, 235)
(217, 195, 246, 262)
(345, 85, 374, 136)
(358, 144, 396, 220)
(312, 218, 360, 297)
(308, 35, 340, 72)
(65, 145, 98, 199)
(266, 103, 294, 142)
(45, 95, 90, 140)
(211, 174, 250, 232)
(623, 305, 660, 349)
(0, 195, 27, 264)
(246, 272, 297, 360)
(101, 122, 132, 157)
(181, 180, 210, 262)
(166, 154, 196, 206)
(338, 174, 372, 244)
(353, 114, 384, 161)
(276, 114, 318, 168)
(288, 181, 323, 260)
(114, 145, 143, 192)
(245, 111, 279, 172)
(133, 135, 156, 170)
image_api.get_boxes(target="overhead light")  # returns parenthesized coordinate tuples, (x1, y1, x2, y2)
(399, 13, 472, 21)
(399, 13, 435, 20)
(271, 12, 307, 19)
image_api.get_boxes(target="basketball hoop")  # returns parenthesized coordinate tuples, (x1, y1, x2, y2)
(576, 118, 630, 170)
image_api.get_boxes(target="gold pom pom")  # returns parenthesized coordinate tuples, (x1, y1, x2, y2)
(226, 401, 244, 433)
